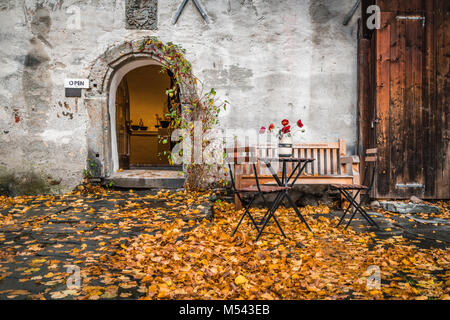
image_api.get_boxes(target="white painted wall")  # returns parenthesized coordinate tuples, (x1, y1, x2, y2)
(0, 0, 360, 194)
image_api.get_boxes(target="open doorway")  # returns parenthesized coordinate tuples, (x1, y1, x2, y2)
(115, 65, 180, 171)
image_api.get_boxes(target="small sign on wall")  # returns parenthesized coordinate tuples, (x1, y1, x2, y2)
(65, 78, 89, 97)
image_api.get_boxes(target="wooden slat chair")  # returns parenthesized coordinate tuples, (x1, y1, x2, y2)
(233, 139, 360, 209)
(225, 146, 289, 238)
(332, 148, 380, 230)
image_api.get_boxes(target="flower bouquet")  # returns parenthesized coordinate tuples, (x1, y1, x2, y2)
(259, 118, 305, 157)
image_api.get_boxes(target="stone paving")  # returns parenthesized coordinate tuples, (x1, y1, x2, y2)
(0, 189, 211, 299)
(0, 189, 448, 299)
(323, 209, 450, 250)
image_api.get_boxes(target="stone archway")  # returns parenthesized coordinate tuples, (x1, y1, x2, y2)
(85, 39, 189, 179)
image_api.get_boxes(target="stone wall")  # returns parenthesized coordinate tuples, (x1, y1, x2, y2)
(0, 0, 360, 195)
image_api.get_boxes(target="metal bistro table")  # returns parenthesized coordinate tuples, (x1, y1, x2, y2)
(256, 157, 315, 241)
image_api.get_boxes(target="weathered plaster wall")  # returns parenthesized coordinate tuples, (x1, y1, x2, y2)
(0, 0, 360, 195)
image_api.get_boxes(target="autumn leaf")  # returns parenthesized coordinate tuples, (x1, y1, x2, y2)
(235, 275, 248, 285)
(157, 283, 171, 298)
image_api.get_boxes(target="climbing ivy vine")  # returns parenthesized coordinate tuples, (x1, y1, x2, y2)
(136, 37, 228, 190)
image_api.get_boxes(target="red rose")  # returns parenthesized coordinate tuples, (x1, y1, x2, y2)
(281, 125, 291, 134)
(297, 119, 304, 128)
(281, 119, 289, 126)
(259, 126, 266, 134)
(268, 123, 275, 131)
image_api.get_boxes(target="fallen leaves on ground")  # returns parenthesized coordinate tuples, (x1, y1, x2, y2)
(118, 195, 449, 300)
(0, 189, 448, 300)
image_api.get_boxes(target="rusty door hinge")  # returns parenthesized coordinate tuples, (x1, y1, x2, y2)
(396, 16, 426, 27)
(395, 183, 425, 189)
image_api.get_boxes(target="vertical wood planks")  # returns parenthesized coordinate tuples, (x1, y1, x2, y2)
(389, 15, 404, 197)
(375, 12, 393, 197)
(412, 16, 425, 193)
(357, 20, 372, 171)
(370, 1, 449, 199)
(422, 0, 437, 198)
(434, 2, 450, 198)
(287, 143, 344, 176)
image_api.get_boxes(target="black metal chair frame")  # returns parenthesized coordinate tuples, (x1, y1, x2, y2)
(335, 150, 380, 230)
(255, 158, 315, 241)
(226, 149, 286, 239)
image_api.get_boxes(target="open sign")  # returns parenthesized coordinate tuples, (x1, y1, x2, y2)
(64, 79, 89, 89)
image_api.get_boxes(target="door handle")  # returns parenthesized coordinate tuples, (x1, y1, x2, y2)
(371, 118, 379, 128)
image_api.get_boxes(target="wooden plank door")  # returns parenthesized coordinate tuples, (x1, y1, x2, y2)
(375, 12, 426, 198)
(434, 4, 450, 199)
(116, 78, 130, 170)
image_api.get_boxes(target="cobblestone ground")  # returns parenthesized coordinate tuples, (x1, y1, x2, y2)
(0, 188, 448, 300)
(0, 188, 211, 299)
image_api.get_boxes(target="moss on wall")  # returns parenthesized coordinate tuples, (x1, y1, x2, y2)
(0, 168, 64, 196)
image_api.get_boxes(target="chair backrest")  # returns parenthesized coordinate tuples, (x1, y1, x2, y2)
(256, 139, 347, 176)
(224, 146, 262, 191)
(362, 148, 377, 190)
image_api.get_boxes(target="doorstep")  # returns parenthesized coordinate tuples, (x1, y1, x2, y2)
(104, 169, 185, 189)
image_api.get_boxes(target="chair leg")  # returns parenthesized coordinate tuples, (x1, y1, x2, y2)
(344, 191, 378, 227)
(357, 193, 379, 227)
(340, 189, 379, 229)
(255, 192, 285, 241)
(271, 213, 287, 238)
(285, 192, 313, 233)
(255, 210, 274, 242)
(245, 208, 261, 233)
(337, 192, 354, 227)
(265, 194, 287, 237)
(337, 189, 361, 227)
(259, 192, 283, 224)
(343, 196, 373, 230)
(231, 195, 259, 237)
(357, 206, 379, 228)
(344, 206, 359, 230)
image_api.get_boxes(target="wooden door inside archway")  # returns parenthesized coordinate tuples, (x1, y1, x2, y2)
(115, 78, 130, 169)
(114, 65, 180, 170)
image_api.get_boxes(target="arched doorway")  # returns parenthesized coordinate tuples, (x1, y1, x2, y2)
(115, 65, 180, 170)
(86, 39, 188, 188)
